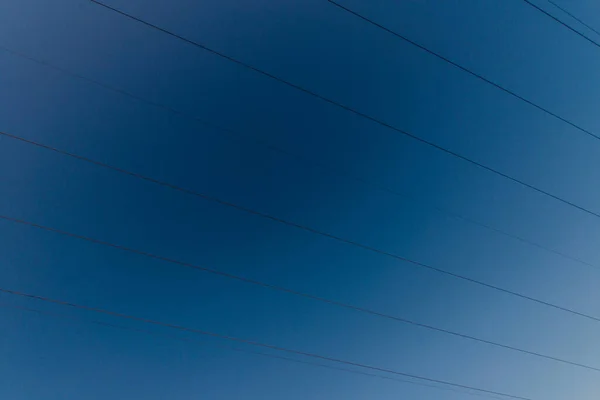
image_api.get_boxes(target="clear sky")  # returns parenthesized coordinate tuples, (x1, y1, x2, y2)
(2, 0, 600, 399)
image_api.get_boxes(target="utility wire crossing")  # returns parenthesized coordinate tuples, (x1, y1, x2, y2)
(1, 211, 600, 373)
(1, 1, 595, 397)
(327, 0, 600, 142)
(87, 0, 600, 221)
(521, 0, 600, 49)
(0, 287, 535, 400)
(546, 0, 600, 37)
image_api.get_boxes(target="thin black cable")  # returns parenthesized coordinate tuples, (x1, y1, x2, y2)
(87, 0, 600, 221)
(327, 0, 599, 141)
(1, 46, 595, 274)
(2, 133, 600, 324)
(546, 0, 600, 37)
(4, 0, 600, 369)
(0, 302, 506, 400)
(521, 0, 600, 49)
(1, 212, 599, 374)
(0, 287, 535, 400)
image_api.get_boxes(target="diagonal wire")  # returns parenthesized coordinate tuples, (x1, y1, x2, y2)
(0, 287, 535, 400)
(1, 211, 600, 373)
(87, 0, 600, 220)
(521, 0, 600, 48)
(0, 301, 506, 400)
(546, 0, 600, 37)
(326, 0, 600, 141)
(4, 0, 600, 374)
(1, 44, 596, 274)
(2, 133, 600, 324)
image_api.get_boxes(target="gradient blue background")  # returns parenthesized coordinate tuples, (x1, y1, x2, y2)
(1, 0, 600, 398)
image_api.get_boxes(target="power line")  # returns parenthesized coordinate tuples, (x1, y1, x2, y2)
(2, 133, 600, 323)
(1, 45, 595, 275)
(521, 0, 600, 49)
(0, 287, 535, 400)
(326, 0, 599, 141)
(546, 0, 600, 37)
(1, 212, 599, 373)
(0, 3, 589, 397)
(0, 302, 506, 400)
(2, 47, 599, 369)
(87, 0, 600, 221)
(4, 0, 600, 374)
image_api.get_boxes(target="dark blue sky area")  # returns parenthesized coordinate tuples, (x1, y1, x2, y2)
(2, 0, 600, 399)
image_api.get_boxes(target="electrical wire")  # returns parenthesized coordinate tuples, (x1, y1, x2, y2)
(546, 0, 600, 37)
(326, 0, 599, 141)
(0, 301, 506, 400)
(521, 0, 600, 49)
(87, 0, 600, 221)
(1, 212, 599, 373)
(2, 133, 600, 323)
(0, 287, 535, 400)
(1, 44, 596, 275)
(3, 0, 599, 378)
(0, 2, 592, 396)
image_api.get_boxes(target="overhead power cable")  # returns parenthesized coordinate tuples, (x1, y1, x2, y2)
(0, 302, 506, 400)
(1, 45, 596, 274)
(2, 133, 600, 323)
(326, 0, 599, 141)
(546, 0, 600, 37)
(0, 287, 535, 400)
(1, 212, 599, 373)
(521, 0, 600, 48)
(87, 0, 600, 220)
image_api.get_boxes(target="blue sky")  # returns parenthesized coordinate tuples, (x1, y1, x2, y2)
(2, 0, 600, 398)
